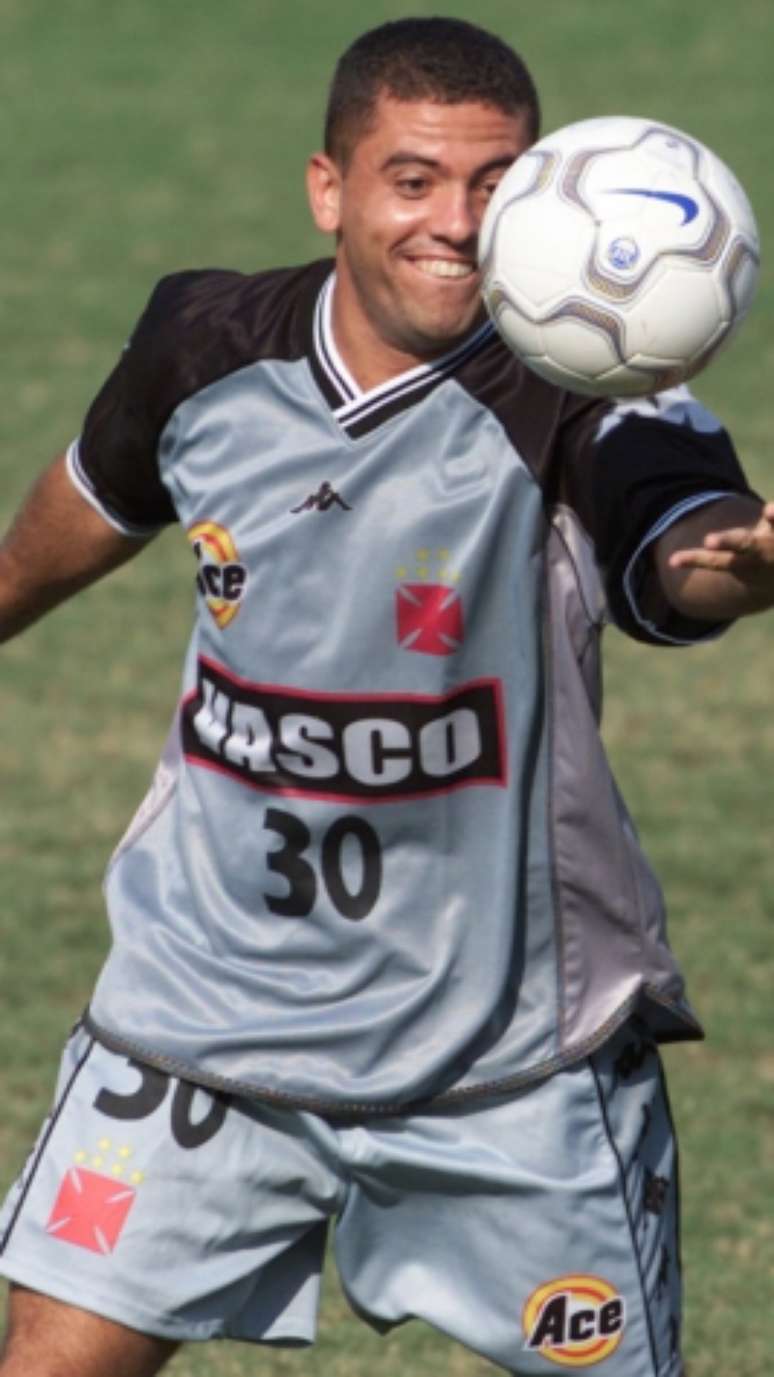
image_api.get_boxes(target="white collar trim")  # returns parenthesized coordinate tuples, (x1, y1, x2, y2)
(315, 272, 495, 419)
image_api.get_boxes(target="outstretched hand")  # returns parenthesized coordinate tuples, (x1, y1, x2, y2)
(668, 501, 774, 577)
(654, 497, 774, 621)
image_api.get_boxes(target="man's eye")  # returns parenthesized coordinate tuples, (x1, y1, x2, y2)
(480, 178, 503, 199)
(397, 177, 429, 196)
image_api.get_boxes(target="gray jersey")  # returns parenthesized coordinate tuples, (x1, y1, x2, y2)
(68, 261, 752, 1113)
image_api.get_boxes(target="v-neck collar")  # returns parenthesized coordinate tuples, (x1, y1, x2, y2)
(309, 273, 496, 440)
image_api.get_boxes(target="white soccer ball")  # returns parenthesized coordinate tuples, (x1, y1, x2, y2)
(478, 115, 760, 397)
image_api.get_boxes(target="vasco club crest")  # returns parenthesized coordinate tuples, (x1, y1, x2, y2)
(395, 549, 463, 657)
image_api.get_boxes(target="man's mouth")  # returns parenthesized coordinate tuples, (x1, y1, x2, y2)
(410, 258, 476, 279)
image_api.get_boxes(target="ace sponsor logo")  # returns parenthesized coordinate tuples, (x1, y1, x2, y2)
(522, 1275, 625, 1367)
(188, 520, 247, 629)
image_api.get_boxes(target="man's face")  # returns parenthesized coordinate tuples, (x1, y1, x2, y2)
(308, 94, 532, 371)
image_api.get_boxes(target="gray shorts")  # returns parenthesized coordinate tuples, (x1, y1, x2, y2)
(0, 1021, 681, 1376)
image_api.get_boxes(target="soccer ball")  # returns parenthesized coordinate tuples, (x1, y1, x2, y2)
(478, 115, 760, 397)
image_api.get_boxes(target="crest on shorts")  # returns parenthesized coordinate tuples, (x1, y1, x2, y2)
(45, 1140, 144, 1255)
(522, 1274, 626, 1367)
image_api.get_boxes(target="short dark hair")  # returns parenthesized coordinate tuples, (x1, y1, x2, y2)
(324, 17, 540, 166)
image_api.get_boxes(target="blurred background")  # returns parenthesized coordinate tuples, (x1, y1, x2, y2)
(1, 2, 772, 1373)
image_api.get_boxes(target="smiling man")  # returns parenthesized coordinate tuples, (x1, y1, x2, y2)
(1, 16, 774, 1377)
(307, 95, 531, 381)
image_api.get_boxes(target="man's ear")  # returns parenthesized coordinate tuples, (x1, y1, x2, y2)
(307, 153, 343, 234)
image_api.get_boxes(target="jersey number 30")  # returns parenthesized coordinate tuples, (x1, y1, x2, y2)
(263, 807, 382, 922)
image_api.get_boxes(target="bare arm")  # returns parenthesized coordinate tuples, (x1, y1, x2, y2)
(0, 452, 154, 644)
(651, 495, 774, 623)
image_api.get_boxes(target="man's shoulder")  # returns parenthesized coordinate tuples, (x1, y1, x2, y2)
(120, 259, 333, 417)
(131, 259, 332, 367)
(146, 260, 330, 319)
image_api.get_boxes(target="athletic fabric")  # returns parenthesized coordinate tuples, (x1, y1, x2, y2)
(0, 1020, 682, 1376)
(63, 260, 753, 1112)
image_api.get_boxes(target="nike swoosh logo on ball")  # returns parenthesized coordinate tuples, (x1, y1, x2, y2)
(605, 188, 700, 224)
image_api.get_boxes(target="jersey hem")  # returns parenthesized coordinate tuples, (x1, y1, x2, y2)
(83, 988, 702, 1119)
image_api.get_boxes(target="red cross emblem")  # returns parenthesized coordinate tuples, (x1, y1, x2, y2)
(46, 1168, 137, 1254)
(396, 583, 464, 656)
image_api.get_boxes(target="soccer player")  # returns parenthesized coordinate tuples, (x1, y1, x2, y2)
(1, 17, 773, 1377)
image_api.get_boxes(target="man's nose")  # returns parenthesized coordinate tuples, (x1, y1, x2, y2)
(432, 186, 478, 244)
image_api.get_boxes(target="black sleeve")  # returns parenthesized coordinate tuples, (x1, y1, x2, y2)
(76, 270, 247, 530)
(556, 393, 757, 643)
(75, 261, 331, 531)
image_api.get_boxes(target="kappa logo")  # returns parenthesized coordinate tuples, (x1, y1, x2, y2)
(522, 1275, 626, 1367)
(188, 521, 247, 629)
(45, 1139, 144, 1255)
(291, 481, 351, 513)
(395, 549, 463, 656)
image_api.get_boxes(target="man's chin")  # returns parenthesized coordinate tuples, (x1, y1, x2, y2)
(400, 302, 487, 358)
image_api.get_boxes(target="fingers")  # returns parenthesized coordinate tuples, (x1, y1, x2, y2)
(669, 532, 773, 570)
(702, 524, 760, 552)
(668, 546, 746, 571)
(669, 507, 774, 570)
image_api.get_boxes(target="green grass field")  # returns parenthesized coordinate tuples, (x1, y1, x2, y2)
(1, 1, 773, 1373)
